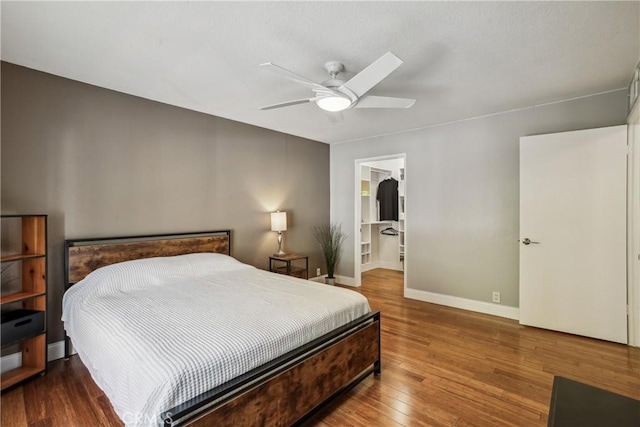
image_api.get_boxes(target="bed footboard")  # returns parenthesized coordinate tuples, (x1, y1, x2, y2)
(164, 311, 381, 426)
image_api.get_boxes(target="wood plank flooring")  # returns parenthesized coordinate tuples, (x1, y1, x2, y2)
(2, 268, 639, 426)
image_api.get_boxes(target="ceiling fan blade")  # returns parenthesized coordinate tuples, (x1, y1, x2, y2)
(342, 51, 404, 97)
(354, 95, 416, 109)
(260, 62, 327, 91)
(260, 98, 315, 110)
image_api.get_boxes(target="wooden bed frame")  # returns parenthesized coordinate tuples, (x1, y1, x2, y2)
(63, 230, 381, 426)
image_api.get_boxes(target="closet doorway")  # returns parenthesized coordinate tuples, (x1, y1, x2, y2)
(354, 154, 406, 288)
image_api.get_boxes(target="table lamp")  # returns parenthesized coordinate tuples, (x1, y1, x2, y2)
(270, 211, 287, 256)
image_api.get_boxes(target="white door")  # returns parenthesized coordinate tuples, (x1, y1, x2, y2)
(519, 125, 627, 344)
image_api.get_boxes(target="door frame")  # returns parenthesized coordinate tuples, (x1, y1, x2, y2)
(354, 154, 406, 289)
(627, 107, 640, 348)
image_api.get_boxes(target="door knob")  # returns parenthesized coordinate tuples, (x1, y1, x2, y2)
(521, 238, 540, 245)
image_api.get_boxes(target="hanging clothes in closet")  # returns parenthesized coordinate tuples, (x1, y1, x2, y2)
(377, 177, 398, 221)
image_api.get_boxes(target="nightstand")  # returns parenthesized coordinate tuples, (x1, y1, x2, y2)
(269, 254, 309, 279)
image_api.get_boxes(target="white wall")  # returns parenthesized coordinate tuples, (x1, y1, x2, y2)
(331, 90, 628, 308)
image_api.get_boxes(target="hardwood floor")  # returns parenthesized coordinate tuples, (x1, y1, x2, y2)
(2, 268, 639, 426)
(314, 269, 640, 426)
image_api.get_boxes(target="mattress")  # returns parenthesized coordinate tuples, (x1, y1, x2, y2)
(62, 253, 370, 426)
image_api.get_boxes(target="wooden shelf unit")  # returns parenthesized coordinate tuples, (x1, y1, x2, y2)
(1, 214, 48, 391)
(0, 291, 46, 305)
(360, 165, 373, 269)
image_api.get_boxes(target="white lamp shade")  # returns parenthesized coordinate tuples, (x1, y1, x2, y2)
(270, 211, 287, 232)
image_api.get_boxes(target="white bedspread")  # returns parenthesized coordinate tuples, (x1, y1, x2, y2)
(62, 253, 370, 426)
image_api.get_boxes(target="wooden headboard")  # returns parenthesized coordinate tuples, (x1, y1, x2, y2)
(65, 230, 231, 286)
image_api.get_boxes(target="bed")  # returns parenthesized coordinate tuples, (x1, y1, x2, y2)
(62, 230, 381, 426)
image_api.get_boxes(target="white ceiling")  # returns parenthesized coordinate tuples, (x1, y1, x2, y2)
(2, 1, 638, 144)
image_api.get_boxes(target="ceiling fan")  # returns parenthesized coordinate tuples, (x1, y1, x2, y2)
(259, 51, 416, 114)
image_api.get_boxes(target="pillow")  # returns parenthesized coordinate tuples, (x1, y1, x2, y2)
(64, 252, 253, 301)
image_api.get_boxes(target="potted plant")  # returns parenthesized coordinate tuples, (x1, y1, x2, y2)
(313, 222, 347, 285)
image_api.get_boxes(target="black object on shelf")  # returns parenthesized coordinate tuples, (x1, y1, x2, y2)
(1, 309, 45, 347)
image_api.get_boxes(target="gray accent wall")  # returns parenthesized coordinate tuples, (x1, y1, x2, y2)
(331, 90, 628, 308)
(1, 62, 330, 342)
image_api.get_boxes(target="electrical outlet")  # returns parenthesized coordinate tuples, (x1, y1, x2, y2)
(316, 267, 321, 276)
(492, 291, 501, 303)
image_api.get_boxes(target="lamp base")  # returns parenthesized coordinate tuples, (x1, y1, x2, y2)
(274, 231, 285, 257)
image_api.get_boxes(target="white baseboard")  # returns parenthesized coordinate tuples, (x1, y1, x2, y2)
(375, 261, 403, 271)
(316, 276, 516, 316)
(361, 263, 375, 273)
(49, 340, 72, 360)
(0, 351, 21, 374)
(362, 261, 403, 273)
(308, 275, 326, 283)
(0, 340, 75, 374)
(404, 288, 520, 320)
(335, 275, 358, 287)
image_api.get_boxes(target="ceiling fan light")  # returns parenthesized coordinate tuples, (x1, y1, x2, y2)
(317, 96, 351, 112)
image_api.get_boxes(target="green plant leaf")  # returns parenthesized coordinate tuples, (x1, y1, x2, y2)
(312, 223, 347, 279)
